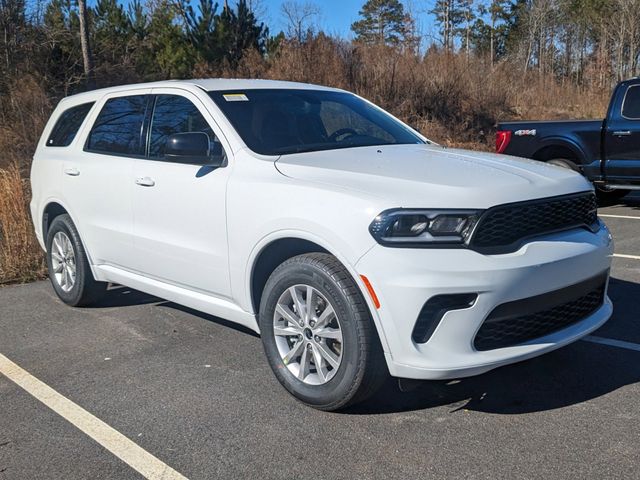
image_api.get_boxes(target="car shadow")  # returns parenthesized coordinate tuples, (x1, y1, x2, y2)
(89, 284, 161, 308)
(344, 275, 640, 416)
(156, 301, 260, 337)
(86, 284, 259, 336)
(598, 191, 640, 209)
(88, 276, 640, 416)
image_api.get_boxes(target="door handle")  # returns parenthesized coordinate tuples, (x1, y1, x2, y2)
(613, 130, 632, 137)
(135, 177, 155, 187)
(63, 167, 80, 176)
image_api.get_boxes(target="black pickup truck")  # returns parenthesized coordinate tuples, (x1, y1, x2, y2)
(496, 78, 640, 200)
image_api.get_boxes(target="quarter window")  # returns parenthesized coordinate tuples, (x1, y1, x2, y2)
(86, 95, 148, 155)
(622, 85, 640, 119)
(149, 95, 219, 159)
(47, 102, 94, 147)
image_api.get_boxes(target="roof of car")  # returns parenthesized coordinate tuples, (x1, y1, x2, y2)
(59, 79, 344, 105)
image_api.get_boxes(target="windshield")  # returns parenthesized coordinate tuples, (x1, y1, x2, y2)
(208, 89, 425, 155)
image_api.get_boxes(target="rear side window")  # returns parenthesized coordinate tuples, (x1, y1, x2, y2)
(149, 95, 218, 159)
(46, 102, 94, 147)
(622, 85, 640, 119)
(86, 95, 148, 155)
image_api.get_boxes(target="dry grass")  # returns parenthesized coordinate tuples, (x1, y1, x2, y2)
(0, 163, 46, 284)
(0, 47, 614, 284)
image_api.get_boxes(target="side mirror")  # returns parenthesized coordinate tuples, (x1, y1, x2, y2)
(165, 132, 225, 167)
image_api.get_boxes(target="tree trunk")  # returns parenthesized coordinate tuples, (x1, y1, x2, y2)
(77, 0, 95, 89)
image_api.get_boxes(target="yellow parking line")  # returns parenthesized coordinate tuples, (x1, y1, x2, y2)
(0, 353, 188, 480)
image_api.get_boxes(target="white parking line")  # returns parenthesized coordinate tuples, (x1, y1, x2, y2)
(613, 253, 640, 260)
(599, 214, 640, 220)
(0, 354, 188, 480)
(583, 335, 640, 352)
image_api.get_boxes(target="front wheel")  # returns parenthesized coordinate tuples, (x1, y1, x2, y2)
(259, 253, 387, 411)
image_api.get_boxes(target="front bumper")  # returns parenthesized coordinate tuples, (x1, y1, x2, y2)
(356, 224, 614, 380)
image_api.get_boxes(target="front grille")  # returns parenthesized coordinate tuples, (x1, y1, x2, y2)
(470, 192, 598, 252)
(474, 273, 607, 351)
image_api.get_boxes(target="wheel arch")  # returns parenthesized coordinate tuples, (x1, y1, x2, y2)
(42, 201, 69, 240)
(250, 237, 329, 314)
(246, 233, 391, 354)
(531, 140, 586, 167)
(41, 199, 99, 278)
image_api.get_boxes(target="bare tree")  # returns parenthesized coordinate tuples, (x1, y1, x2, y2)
(77, 0, 95, 89)
(281, 1, 321, 43)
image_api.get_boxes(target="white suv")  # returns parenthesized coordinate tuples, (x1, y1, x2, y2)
(31, 79, 613, 410)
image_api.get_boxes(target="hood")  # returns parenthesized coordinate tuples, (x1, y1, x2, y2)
(275, 144, 592, 209)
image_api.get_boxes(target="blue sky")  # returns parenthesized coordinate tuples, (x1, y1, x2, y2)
(261, 0, 365, 38)
(257, 0, 439, 40)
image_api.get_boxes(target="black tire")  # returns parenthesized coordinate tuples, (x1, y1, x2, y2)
(595, 186, 630, 202)
(546, 158, 630, 203)
(259, 253, 387, 411)
(547, 158, 579, 171)
(46, 214, 107, 307)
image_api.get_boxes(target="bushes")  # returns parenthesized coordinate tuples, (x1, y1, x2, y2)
(234, 40, 609, 149)
(0, 163, 46, 284)
(0, 45, 612, 284)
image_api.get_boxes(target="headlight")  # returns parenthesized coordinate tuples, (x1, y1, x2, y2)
(369, 209, 483, 247)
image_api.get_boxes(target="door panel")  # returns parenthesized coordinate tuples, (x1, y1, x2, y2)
(62, 91, 150, 267)
(604, 83, 640, 183)
(62, 152, 133, 266)
(130, 91, 231, 297)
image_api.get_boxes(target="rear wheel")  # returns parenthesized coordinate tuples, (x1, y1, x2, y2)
(546, 158, 631, 203)
(547, 158, 578, 171)
(46, 214, 107, 306)
(594, 185, 630, 202)
(259, 253, 387, 411)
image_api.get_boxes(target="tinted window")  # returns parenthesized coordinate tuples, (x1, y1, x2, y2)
(622, 85, 640, 119)
(86, 95, 147, 155)
(47, 102, 94, 147)
(149, 95, 218, 159)
(208, 89, 424, 155)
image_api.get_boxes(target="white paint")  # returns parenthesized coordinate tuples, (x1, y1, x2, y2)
(599, 214, 640, 220)
(582, 335, 640, 352)
(613, 253, 640, 260)
(29, 79, 611, 383)
(0, 354, 188, 480)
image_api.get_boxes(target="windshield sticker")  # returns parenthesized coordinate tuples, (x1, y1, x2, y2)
(223, 93, 249, 102)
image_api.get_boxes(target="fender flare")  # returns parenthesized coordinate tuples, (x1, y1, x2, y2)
(532, 137, 588, 165)
(244, 229, 391, 354)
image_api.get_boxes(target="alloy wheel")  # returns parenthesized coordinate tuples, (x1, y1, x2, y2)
(50, 231, 76, 293)
(273, 284, 343, 385)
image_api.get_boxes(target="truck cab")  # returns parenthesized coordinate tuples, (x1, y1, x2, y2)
(497, 78, 640, 201)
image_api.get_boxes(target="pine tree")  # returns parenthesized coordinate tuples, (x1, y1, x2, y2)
(456, 0, 476, 57)
(178, 0, 266, 67)
(146, 0, 195, 78)
(215, 0, 268, 67)
(93, 0, 132, 67)
(350, 0, 409, 46)
(430, 0, 465, 53)
(470, 0, 514, 64)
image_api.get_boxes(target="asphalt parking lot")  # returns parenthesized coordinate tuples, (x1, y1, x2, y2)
(2, 196, 640, 479)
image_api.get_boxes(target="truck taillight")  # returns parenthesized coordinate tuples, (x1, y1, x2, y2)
(496, 130, 512, 154)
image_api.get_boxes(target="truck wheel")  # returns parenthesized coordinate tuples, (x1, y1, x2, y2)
(547, 158, 630, 202)
(547, 158, 578, 171)
(595, 186, 630, 202)
(46, 214, 107, 307)
(258, 253, 387, 411)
